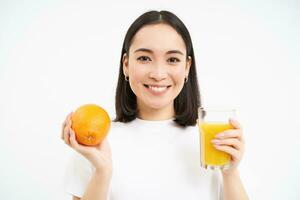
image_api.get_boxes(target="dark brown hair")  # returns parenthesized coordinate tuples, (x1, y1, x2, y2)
(114, 10, 202, 127)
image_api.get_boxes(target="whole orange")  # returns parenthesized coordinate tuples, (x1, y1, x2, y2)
(71, 104, 110, 146)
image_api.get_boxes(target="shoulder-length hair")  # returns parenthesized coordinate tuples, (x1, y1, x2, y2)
(114, 10, 202, 127)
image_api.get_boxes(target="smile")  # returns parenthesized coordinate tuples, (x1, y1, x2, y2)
(144, 84, 171, 95)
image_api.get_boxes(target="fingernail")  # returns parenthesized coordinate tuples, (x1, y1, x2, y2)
(211, 139, 220, 144)
(216, 133, 224, 138)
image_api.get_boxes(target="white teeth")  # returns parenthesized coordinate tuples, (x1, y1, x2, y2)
(148, 86, 168, 92)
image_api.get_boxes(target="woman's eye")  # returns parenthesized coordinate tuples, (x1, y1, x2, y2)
(168, 57, 180, 63)
(137, 56, 151, 62)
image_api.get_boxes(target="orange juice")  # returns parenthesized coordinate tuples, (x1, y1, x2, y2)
(199, 122, 233, 166)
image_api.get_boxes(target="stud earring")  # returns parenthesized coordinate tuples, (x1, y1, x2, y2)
(184, 77, 188, 83)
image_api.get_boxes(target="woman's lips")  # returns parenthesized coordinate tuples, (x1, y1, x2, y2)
(144, 84, 171, 95)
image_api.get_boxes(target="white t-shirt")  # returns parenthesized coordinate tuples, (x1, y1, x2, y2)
(64, 118, 223, 200)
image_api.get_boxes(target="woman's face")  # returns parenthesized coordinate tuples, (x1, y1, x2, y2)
(123, 23, 191, 111)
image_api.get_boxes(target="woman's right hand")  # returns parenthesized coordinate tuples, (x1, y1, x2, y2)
(61, 112, 113, 178)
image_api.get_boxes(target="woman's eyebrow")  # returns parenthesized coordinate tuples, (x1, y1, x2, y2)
(134, 48, 184, 55)
(134, 48, 153, 54)
(166, 50, 184, 55)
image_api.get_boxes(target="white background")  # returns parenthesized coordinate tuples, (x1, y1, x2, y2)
(0, 0, 299, 199)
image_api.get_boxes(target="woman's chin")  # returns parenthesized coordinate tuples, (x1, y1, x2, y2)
(144, 101, 173, 110)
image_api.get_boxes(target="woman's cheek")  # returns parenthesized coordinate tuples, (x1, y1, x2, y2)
(172, 68, 186, 85)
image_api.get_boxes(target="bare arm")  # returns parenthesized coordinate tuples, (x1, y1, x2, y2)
(62, 112, 112, 200)
(80, 170, 111, 200)
(222, 170, 248, 200)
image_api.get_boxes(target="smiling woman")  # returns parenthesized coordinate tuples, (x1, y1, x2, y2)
(114, 11, 200, 125)
(121, 23, 192, 119)
(62, 10, 248, 200)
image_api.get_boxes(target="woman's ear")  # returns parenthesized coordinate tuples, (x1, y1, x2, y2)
(185, 56, 192, 77)
(122, 53, 129, 76)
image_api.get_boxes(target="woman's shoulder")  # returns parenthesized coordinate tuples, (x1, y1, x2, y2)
(111, 120, 127, 128)
(110, 120, 131, 132)
(107, 121, 132, 139)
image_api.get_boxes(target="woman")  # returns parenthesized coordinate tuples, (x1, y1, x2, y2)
(62, 10, 248, 200)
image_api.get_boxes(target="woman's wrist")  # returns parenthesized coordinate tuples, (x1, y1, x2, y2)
(221, 168, 249, 200)
(94, 168, 112, 182)
(222, 168, 239, 178)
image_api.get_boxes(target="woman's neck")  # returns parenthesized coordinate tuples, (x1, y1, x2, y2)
(137, 101, 175, 121)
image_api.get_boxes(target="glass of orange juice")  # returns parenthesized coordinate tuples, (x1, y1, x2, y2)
(198, 107, 236, 170)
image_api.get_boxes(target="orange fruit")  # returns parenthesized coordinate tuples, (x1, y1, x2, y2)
(71, 104, 110, 146)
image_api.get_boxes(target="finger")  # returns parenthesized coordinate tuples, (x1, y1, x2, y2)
(61, 112, 73, 139)
(69, 128, 86, 153)
(69, 128, 80, 148)
(67, 113, 73, 128)
(229, 118, 243, 129)
(215, 129, 243, 140)
(63, 122, 71, 146)
(61, 120, 67, 139)
(213, 144, 241, 161)
(66, 113, 73, 131)
(67, 112, 73, 124)
(211, 138, 243, 150)
(63, 118, 73, 145)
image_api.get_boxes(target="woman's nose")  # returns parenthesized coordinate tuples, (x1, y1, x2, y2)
(148, 64, 168, 81)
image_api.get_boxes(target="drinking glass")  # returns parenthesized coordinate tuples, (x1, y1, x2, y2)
(197, 107, 236, 170)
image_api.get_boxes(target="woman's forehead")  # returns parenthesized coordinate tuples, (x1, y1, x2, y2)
(129, 23, 186, 54)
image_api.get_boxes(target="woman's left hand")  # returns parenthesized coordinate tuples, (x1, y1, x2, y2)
(211, 118, 245, 175)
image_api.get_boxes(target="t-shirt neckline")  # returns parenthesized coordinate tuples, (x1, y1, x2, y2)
(135, 117, 175, 125)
